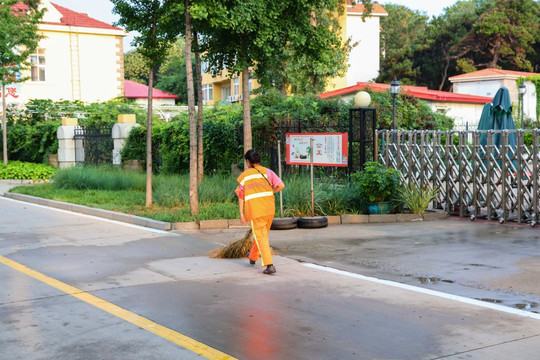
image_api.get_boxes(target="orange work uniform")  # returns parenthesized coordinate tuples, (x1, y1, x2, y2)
(237, 165, 276, 266)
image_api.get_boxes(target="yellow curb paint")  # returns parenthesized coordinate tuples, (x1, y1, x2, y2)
(0, 255, 237, 360)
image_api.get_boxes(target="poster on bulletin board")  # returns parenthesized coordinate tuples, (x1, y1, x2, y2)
(285, 133, 348, 167)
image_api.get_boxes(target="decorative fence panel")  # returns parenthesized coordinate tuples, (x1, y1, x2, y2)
(74, 125, 114, 165)
(378, 130, 539, 226)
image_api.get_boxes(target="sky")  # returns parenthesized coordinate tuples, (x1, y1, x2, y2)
(50, 0, 460, 51)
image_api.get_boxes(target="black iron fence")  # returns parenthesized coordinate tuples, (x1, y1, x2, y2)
(251, 108, 377, 178)
(74, 125, 114, 165)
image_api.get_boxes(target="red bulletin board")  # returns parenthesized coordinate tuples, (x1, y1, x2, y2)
(285, 133, 348, 167)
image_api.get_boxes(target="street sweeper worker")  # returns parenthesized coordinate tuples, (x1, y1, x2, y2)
(235, 149, 285, 275)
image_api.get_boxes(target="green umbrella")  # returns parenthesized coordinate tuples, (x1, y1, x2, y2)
(478, 87, 516, 168)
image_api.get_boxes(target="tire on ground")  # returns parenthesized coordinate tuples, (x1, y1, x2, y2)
(297, 216, 328, 229)
(271, 217, 298, 230)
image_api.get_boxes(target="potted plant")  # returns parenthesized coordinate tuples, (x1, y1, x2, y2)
(351, 161, 401, 214)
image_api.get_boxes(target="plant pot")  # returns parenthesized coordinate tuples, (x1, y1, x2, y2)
(367, 201, 393, 215)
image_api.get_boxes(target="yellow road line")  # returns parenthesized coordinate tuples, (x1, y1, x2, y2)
(0, 255, 237, 360)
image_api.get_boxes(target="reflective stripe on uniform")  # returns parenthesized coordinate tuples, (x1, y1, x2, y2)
(245, 191, 274, 202)
(240, 173, 268, 187)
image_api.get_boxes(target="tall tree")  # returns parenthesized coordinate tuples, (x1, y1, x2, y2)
(453, 0, 540, 71)
(185, 0, 199, 214)
(0, 0, 45, 165)
(376, 4, 429, 85)
(255, 4, 354, 95)
(193, 0, 373, 163)
(111, 0, 180, 207)
(124, 49, 149, 85)
(417, 1, 480, 90)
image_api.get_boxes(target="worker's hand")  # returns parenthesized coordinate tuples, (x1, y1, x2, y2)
(240, 213, 247, 224)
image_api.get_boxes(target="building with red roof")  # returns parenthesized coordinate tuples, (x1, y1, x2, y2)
(319, 82, 493, 130)
(124, 80, 178, 106)
(6, 1, 126, 106)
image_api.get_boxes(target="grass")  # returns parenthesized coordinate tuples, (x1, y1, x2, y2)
(10, 165, 362, 222)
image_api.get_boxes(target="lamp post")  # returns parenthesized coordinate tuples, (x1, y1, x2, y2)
(518, 83, 527, 129)
(389, 77, 400, 143)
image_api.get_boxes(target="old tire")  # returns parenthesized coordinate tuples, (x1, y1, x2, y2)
(271, 217, 298, 230)
(297, 216, 328, 229)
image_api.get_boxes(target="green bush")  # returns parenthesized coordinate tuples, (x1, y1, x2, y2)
(351, 162, 402, 203)
(0, 161, 57, 180)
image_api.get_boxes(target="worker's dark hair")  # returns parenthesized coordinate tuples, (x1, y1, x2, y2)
(244, 149, 261, 164)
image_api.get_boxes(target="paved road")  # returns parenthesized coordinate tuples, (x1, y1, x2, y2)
(1, 195, 540, 360)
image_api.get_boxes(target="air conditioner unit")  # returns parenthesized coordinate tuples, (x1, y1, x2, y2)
(226, 96, 234, 102)
(230, 95, 240, 102)
(238, 95, 243, 101)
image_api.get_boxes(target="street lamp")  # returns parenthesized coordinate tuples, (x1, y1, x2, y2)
(389, 77, 400, 131)
(518, 83, 527, 129)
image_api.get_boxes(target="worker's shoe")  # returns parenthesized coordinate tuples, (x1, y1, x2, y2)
(247, 251, 256, 265)
(263, 264, 276, 275)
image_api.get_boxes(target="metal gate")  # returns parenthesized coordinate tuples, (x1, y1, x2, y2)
(74, 125, 114, 165)
(379, 129, 540, 225)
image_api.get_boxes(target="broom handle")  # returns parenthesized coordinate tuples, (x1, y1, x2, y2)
(278, 140, 283, 217)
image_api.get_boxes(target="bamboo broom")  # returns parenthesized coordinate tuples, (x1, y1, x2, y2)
(209, 229, 253, 259)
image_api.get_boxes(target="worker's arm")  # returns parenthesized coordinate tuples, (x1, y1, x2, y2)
(273, 182, 285, 193)
(238, 197, 247, 224)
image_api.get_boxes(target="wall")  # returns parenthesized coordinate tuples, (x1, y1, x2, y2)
(19, 26, 124, 104)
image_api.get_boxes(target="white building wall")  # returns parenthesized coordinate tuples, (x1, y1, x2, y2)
(18, 27, 124, 104)
(20, 31, 74, 102)
(425, 101, 487, 131)
(346, 15, 381, 85)
(453, 80, 502, 98)
(78, 34, 122, 103)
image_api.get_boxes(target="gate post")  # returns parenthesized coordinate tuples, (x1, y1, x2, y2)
(57, 117, 80, 168)
(112, 114, 140, 165)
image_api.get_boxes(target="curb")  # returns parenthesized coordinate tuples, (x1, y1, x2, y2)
(3, 192, 447, 231)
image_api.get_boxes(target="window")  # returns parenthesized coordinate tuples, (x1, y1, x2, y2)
(222, 86, 231, 101)
(233, 78, 240, 96)
(202, 84, 213, 103)
(30, 48, 46, 82)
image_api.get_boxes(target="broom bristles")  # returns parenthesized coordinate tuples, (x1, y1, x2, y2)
(209, 229, 253, 259)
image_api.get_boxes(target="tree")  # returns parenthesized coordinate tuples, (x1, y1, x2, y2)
(193, 0, 373, 165)
(417, 1, 480, 90)
(153, 37, 198, 104)
(124, 49, 149, 85)
(452, 0, 540, 72)
(185, 0, 199, 214)
(376, 4, 429, 85)
(0, 0, 45, 165)
(254, 4, 353, 95)
(111, 0, 180, 207)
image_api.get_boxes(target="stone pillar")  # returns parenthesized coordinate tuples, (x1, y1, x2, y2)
(112, 114, 140, 165)
(57, 117, 80, 168)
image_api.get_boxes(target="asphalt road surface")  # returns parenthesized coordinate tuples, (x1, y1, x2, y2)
(1, 196, 539, 360)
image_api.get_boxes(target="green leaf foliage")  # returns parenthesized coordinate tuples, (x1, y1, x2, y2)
(351, 161, 402, 203)
(0, 161, 56, 180)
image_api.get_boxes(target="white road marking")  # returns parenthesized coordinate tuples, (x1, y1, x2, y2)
(304, 263, 540, 320)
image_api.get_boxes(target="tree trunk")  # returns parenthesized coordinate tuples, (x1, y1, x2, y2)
(185, 0, 199, 215)
(242, 67, 252, 169)
(146, 67, 154, 208)
(2, 84, 7, 165)
(194, 31, 204, 183)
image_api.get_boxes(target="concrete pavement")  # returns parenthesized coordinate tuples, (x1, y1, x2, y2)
(1, 185, 540, 359)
